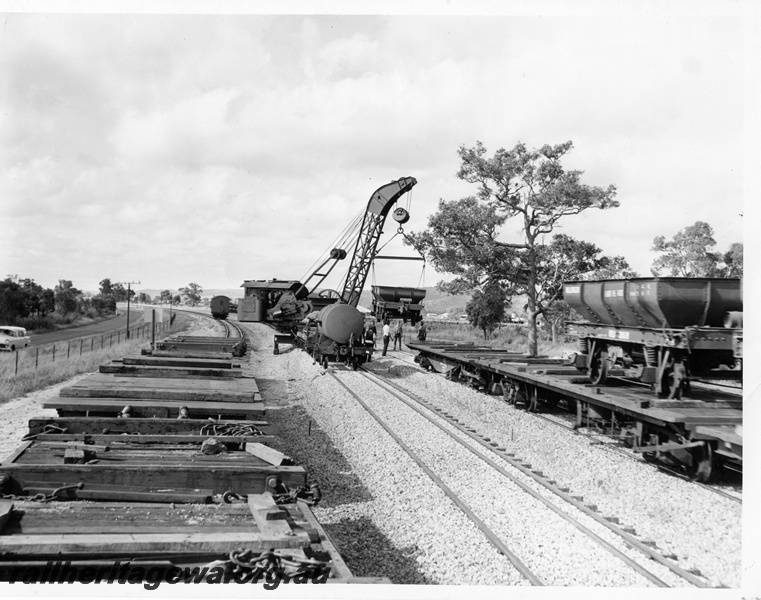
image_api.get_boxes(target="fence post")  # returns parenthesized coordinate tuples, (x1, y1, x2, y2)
(67, 342, 70, 359)
(35, 347, 39, 369)
(15, 351, 19, 376)
(91, 337, 94, 352)
(53, 345, 56, 362)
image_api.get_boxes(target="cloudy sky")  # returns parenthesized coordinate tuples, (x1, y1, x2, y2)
(1, 2, 756, 296)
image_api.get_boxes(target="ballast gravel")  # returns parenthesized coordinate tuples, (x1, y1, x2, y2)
(244, 323, 741, 586)
(241, 323, 742, 587)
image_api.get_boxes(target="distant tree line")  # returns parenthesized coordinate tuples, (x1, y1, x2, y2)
(0, 277, 208, 330)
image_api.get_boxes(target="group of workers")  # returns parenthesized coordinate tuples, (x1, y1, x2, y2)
(363, 318, 427, 356)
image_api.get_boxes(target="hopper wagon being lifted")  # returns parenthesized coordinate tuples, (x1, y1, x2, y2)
(564, 277, 743, 399)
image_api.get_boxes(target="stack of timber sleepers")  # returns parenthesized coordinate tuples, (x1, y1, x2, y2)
(0, 342, 385, 584)
(0, 435, 307, 500)
(152, 334, 246, 358)
(0, 494, 384, 583)
(43, 359, 263, 419)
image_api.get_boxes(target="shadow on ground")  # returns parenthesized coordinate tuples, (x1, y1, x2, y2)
(255, 376, 435, 583)
(256, 377, 374, 506)
(322, 515, 434, 584)
(362, 359, 424, 379)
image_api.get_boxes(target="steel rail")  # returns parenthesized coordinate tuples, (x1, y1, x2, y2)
(327, 371, 544, 586)
(357, 367, 712, 588)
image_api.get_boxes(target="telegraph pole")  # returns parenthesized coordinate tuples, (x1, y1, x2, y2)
(119, 281, 141, 339)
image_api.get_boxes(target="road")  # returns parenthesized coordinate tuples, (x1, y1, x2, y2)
(28, 309, 145, 346)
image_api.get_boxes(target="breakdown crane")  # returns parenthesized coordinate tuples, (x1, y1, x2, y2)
(238, 177, 419, 366)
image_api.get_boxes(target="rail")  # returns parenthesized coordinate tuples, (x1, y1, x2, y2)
(328, 366, 713, 587)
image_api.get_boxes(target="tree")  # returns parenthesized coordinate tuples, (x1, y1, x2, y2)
(160, 290, 173, 305)
(112, 283, 128, 303)
(179, 283, 203, 306)
(20, 278, 45, 317)
(99, 278, 114, 297)
(54, 280, 81, 314)
(651, 221, 720, 277)
(466, 283, 508, 339)
(0, 276, 26, 322)
(172, 294, 182, 306)
(408, 140, 618, 356)
(40, 289, 55, 315)
(720, 242, 743, 277)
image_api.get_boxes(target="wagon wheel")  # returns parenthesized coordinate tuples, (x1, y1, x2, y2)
(686, 443, 713, 482)
(659, 358, 686, 399)
(588, 349, 611, 386)
(318, 289, 341, 299)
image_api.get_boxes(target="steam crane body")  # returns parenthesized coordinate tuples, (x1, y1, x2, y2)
(238, 177, 418, 367)
(303, 177, 417, 368)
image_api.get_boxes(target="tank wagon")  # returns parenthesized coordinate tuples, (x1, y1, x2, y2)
(210, 295, 231, 320)
(564, 278, 743, 399)
(371, 286, 426, 325)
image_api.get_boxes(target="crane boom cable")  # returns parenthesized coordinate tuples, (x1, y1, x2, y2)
(299, 207, 364, 283)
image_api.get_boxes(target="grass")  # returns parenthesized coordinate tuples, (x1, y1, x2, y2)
(415, 321, 577, 358)
(0, 312, 201, 405)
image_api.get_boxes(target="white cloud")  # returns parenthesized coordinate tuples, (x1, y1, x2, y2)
(0, 10, 749, 293)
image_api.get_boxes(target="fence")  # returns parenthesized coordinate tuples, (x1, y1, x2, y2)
(0, 320, 171, 377)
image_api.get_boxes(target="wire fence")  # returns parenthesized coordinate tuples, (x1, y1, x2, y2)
(0, 320, 171, 378)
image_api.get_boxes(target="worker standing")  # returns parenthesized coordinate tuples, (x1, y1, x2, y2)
(417, 321, 427, 341)
(393, 320, 403, 351)
(364, 322, 376, 349)
(382, 320, 391, 356)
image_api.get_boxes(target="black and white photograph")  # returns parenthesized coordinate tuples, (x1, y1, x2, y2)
(0, 1, 758, 598)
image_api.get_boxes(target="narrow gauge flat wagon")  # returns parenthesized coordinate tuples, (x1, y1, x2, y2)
(407, 340, 741, 482)
(563, 277, 742, 399)
(0, 333, 384, 584)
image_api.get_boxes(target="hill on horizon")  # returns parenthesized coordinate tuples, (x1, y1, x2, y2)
(136, 285, 527, 317)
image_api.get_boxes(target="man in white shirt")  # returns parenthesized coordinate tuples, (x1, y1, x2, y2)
(382, 320, 391, 356)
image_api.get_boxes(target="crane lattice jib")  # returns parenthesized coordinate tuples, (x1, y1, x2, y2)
(341, 176, 417, 307)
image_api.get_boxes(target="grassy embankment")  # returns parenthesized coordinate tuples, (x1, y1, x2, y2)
(413, 321, 577, 358)
(0, 312, 201, 405)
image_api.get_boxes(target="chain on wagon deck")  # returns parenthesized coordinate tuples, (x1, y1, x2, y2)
(0, 337, 385, 584)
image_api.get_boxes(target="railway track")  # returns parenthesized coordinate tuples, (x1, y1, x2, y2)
(389, 345, 742, 502)
(527, 410, 743, 504)
(327, 365, 713, 587)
